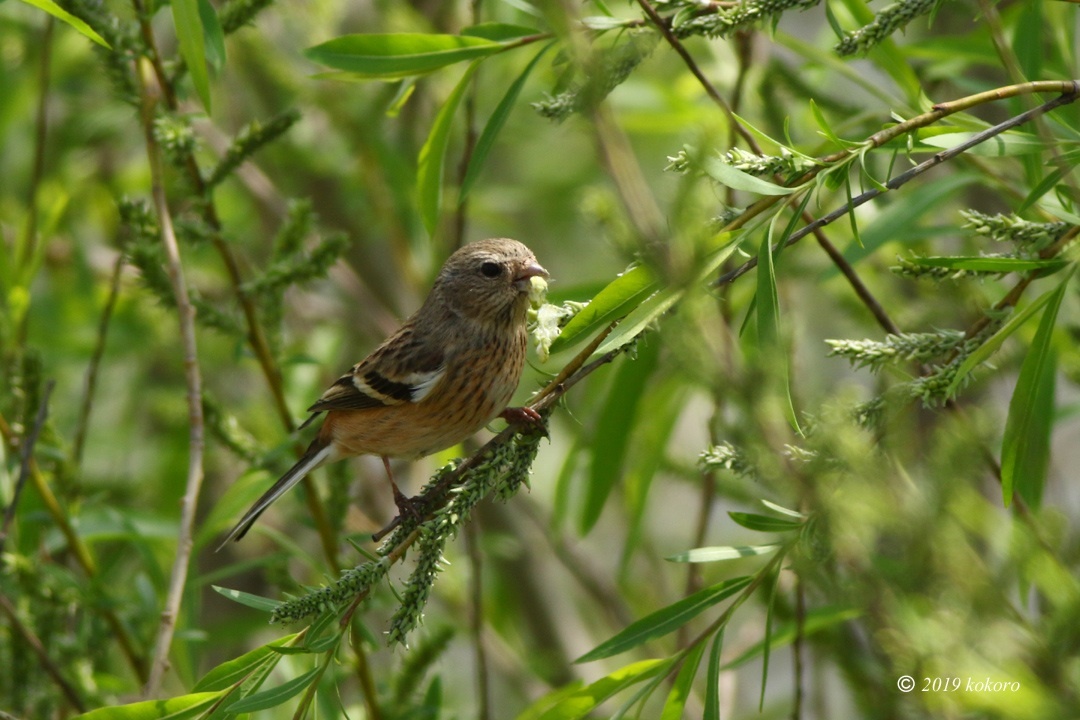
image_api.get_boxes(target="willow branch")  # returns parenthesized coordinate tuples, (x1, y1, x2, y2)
(372, 323, 623, 544)
(715, 86, 1080, 285)
(137, 59, 207, 698)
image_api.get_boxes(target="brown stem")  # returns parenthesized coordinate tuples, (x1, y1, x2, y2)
(635, 0, 761, 153)
(132, 0, 340, 569)
(465, 522, 491, 720)
(716, 86, 1080, 285)
(136, 58, 207, 698)
(72, 254, 125, 467)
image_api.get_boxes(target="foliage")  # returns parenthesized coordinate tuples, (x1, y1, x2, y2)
(2, 0, 1080, 718)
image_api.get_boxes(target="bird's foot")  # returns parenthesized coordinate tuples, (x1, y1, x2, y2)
(500, 406, 546, 435)
(391, 482, 425, 523)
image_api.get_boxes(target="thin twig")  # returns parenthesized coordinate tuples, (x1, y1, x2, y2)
(465, 522, 491, 720)
(715, 87, 1080, 285)
(808, 229, 901, 335)
(517, 498, 635, 628)
(72, 254, 125, 467)
(131, 1, 340, 568)
(0, 591, 86, 712)
(137, 58, 207, 698)
(635, 0, 761, 153)
(636, 0, 899, 332)
(16, 15, 54, 344)
(677, 419, 719, 649)
(0, 381, 54, 555)
(452, 0, 482, 252)
(792, 575, 805, 720)
(590, 103, 667, 251)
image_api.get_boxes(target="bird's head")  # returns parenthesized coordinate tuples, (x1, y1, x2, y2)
(435, 238, 548, 324)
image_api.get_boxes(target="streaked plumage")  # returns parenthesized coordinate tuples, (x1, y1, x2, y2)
(221, 238, 547, 545)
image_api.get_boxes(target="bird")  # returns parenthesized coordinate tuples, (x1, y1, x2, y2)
(220, 238, 548, 546)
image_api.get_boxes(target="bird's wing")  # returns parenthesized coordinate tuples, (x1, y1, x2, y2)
(305, 327, 446, 416)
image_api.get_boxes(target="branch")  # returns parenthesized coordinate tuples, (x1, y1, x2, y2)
(635, 0, 761, 153)
(274, 322, 630, 626)
(72, 253, 124, 467)
(136, 59, 207, 698)
(131, 4, 340, 568)
(0, 381, 54, 555)
(715, 86, 1080, 285)
(636, 0, 899, 333)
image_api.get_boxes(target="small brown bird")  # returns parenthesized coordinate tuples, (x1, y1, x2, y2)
(221, 238, 547, 545)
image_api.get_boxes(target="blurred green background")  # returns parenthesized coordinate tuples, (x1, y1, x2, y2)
(2, 0, 1080, 718)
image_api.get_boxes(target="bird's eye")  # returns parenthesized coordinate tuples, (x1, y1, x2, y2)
(479, 261, 502, 278)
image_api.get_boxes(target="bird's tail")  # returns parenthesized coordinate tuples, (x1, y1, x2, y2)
(217, 439, 335, 549)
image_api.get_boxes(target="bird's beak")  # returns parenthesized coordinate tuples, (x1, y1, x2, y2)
(513, 262, 549, 292)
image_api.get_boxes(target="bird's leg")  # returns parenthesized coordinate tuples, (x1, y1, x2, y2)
(382, 455, 422, 520)
(500, 406, 545, 433)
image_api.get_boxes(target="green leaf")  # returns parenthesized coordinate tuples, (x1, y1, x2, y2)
(622, 378, 690, 564)
(947, 286, 1059, 396)
(836, 172, 979, 270)
(808, 98, 845, 148)
(417, 61, 482, 235)
(702, 156, 796, 196)
(594, 237, 740, 356)
(461, 43, 552, 201)
(723, 606, 862, 669)
(580, 339, 660, 535)
(761, 499, 803, 517)
(703, 631, 724, 720)
(212, 585, 281, 613)
(461, 22, 541, 41)
(72, 693, 222, 720)
(194, 633, 300, 692)
(659, 641, 707, 720)
(225, 666, 322, 713)
(305, 34, 501, 79)
(907, 256, 1068, 273)
(533, 659, 669, 720)
(729, 112, 816, 165)
(845, 174, 862, 247)
(549, 264, 658, 354)
(172, 0, 212, 112)
(756, 227, 802, 434)
(1012, 1, 1043, 80)
(1001, 267, 1074, 507)
(920, 131, 1048, 157)
(756, 232, 780, 349)
(198, 0, 226, 72)
(17, 0, 110, 48)
(581, 16, 638, 30)
(668, 544, 781, 563)
(576, 577, 752, 663)
(728, 512, 802, 533)
(1018, 149, 1080, 214)
(594, 285, 680, 356)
